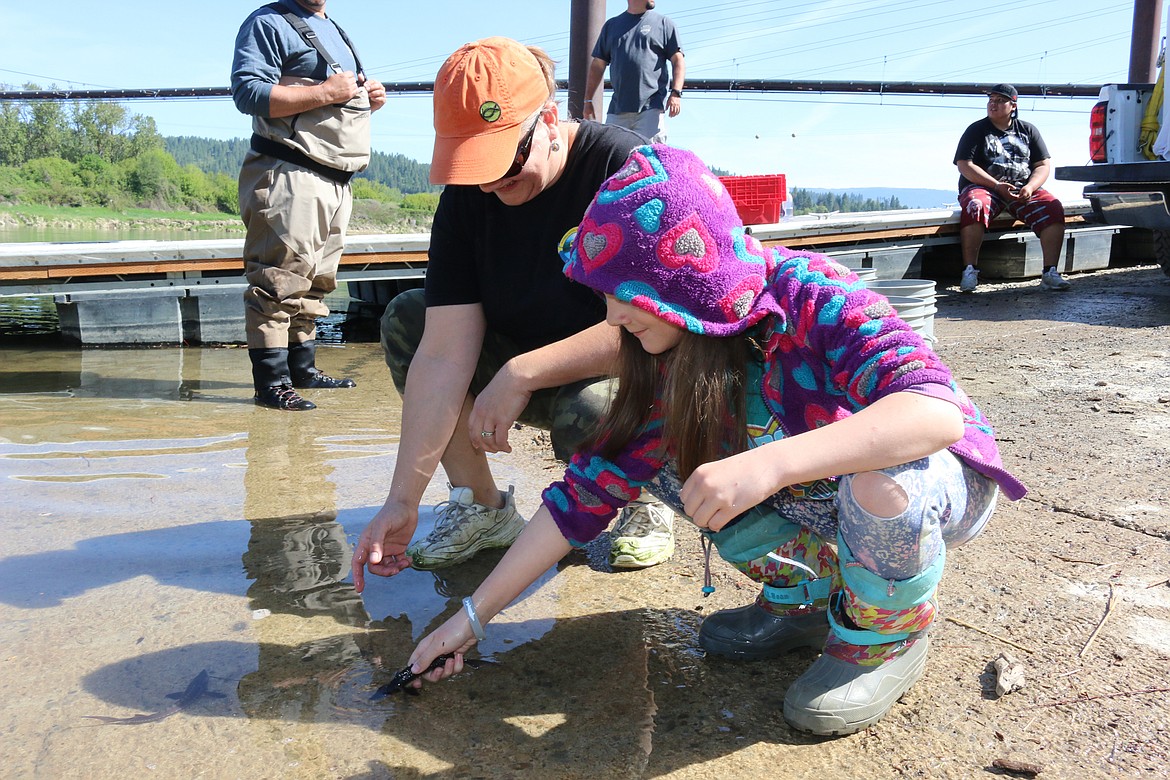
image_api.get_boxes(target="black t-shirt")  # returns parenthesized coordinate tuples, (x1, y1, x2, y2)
(953, 117, 1051, 191)
(425, 121, 644, 352)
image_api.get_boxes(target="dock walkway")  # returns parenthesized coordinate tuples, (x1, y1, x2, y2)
(0, 202, 1128, 344)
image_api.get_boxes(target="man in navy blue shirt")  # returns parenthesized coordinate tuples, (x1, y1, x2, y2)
(583, 0, 685, 143)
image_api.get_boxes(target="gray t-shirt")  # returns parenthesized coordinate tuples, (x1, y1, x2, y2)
(592, 10, 682, 114)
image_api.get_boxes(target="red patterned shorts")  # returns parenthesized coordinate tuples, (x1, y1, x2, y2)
(958, 184, 1064, 236)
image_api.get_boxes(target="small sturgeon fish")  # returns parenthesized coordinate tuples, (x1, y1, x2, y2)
(370, 654, 489, 700)
(83, 670, 225, 725)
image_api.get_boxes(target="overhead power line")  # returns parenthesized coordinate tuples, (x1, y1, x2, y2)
(0, 79, 1104, 104)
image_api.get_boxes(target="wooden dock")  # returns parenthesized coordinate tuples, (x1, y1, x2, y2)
(0, 203, 1129, 344)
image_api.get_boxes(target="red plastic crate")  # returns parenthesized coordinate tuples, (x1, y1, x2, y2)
(718, 174, 788, 224)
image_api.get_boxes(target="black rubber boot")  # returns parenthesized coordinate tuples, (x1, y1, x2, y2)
(250, 348, 316, 411)
(288, 340, 356, 389)
(699, 604, 829, 661)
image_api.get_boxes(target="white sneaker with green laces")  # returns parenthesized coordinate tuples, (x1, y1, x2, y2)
(406, 485, 525, 570)
(610, 497, 675, 569)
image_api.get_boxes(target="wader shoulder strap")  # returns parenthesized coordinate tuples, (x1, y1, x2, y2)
(264, 2, 362, 76)
(329, 21, 364, 76)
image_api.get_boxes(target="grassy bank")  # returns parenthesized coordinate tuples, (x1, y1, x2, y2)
(0, 203, 244, 233)
(0, 202, 431, 235)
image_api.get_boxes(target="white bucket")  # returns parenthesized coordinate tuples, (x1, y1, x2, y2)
(866, 279, 937, 345)
(847, 267, 879, 282)
(882, 295, 936, 345)
(865, 279, 936, 300)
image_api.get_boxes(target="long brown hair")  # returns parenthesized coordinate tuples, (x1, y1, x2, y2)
(593, 328, 750, 480)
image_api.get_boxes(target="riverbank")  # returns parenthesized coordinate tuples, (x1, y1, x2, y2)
(0, 204, 244, 234)
(0, 202, 432, 237)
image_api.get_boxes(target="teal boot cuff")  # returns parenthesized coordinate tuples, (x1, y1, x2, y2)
(827, 534, 945, 646)
(837, 532, 945, 611)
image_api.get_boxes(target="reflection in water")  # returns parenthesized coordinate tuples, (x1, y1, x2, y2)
(238, 510, 375, 722)
(0, 296, 61, 339)
(238, 413, 374, 721)
(0, 346, 243, 400)
(233, 411, 562, 724)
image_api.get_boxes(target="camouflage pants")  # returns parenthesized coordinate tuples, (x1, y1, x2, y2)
(380, 289, 617, 461)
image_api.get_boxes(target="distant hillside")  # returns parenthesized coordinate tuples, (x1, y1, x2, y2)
(165, 136, 439, 194)
(802, 187, 956, 209)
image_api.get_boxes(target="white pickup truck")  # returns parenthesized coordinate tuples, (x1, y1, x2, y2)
(1056, 10, 1170, 276)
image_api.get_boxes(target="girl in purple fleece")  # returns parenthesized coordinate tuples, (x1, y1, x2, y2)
(405, 145, 1025, 736)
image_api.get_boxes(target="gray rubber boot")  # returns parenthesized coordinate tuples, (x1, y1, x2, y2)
(699, 606, 828, 661)
(783, 637, 930, 736)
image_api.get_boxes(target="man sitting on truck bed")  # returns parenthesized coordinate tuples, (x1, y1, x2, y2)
(953, 83, 1071, 293)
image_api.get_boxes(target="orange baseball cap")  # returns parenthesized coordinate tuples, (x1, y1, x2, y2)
(430, 37, 551, 185)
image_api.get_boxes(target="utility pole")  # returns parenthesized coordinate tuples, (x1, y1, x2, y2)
(1129, 0, 1165, 82)
(568, 0, 606, 119)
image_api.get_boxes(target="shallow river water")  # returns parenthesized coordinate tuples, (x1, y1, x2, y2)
(0, 344, 582, 779)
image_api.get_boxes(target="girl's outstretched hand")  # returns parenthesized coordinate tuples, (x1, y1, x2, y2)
(406, 612, 477, 690)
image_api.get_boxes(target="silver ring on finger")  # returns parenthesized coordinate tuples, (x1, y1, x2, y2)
(481, 430, 495, 438)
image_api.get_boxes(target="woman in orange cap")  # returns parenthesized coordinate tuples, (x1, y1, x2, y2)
(352, 37, 676, 588)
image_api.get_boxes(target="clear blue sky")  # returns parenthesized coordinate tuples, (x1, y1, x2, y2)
(4, 0, 1154, 202)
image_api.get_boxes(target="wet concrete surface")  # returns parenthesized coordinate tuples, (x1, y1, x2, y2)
(1, 263, 1168, 779)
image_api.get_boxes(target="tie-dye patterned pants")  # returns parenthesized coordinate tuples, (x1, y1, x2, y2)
(652, 450, 998, 665)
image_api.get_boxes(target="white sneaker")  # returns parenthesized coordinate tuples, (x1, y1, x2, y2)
(406, 485, 525, 570)
(959, 265, 979, 293)
(610, 498, 675, 569)
(1040, 267, 1071, 291)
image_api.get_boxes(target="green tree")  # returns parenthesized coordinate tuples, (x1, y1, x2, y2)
(401, 192, 440, 213)
(0, 101, 25, 166)
(21, 156, 83, 205)
(127, 148, 183, 206)
(75, 153, 126, 207)
(70, 100, 133, 161)
(25, 97, 70, 161)
(351, 177, 400, 201)
(210, 171, 239, 214)
(0, 165, 30, 202)
(178, 163, 217, 210)
(127, 114, 164, 158)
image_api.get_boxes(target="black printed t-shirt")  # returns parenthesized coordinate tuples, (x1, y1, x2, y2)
(426, 121, 644, 353)
(953, 117, 1051, 191)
